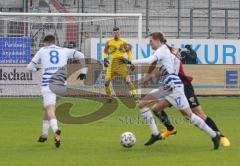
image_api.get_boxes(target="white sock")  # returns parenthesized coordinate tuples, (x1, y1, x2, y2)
(42, 120, 50, 136)
(140, 107, 159, 136)
(190, 113, 216, 138)
(49, 119, 59, 133)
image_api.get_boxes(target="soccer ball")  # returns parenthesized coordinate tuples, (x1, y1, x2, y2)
(120, 132, 136, 148)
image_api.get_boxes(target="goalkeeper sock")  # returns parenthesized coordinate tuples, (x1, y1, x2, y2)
(49, 119, 59, 133)
(42, 120, 50, 136)
(154, 111, 174, 131)
(205, 116, 220, 132)
(105, 84, 112, 97)
(140, 107, 160, 136)
(126, 82, 137, 97)
(190, 113, 216, 138)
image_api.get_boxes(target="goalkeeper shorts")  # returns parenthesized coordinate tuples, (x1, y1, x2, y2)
(105, 63, 129, 80)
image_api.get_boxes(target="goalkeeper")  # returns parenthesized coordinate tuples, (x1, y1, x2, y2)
(103, 27, 137, 102)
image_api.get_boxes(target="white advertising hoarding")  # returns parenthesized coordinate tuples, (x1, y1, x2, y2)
(90, 38, 240, 64)
(0, 65, 41, 96)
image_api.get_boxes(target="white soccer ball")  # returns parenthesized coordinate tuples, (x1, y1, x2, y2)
(120, 132, 136, 148)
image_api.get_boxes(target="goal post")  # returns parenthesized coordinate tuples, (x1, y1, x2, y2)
(0, 12, 142, 56)
(0, 12, 142, 97)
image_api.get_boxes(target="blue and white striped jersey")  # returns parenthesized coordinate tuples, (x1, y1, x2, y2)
(28, 44, 85, 90)
(132, 44, 182, 90)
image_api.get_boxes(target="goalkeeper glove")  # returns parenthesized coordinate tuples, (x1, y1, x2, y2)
(104, 58, 110, 67)
(120, 58, 135, 71)
(130, 64, 135, 71)
(120, 58, 132, 65)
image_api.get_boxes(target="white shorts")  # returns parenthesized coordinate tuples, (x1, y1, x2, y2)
(41, 89, 57, 108)
(148, 86, 190, 110)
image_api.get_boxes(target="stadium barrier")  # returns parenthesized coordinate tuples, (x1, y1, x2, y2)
(2, 64, 239, 97)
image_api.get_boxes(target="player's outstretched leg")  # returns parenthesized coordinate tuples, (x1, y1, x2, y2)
(140, 107, 162, 146)
(168, 89, 221, 149)
(187, 112, 221, 149)
(158, 111, 177, 139)
(151, 101, 177, 139)
(212, 131, 221, 149)
(192, 106, 230, 147)
(202, 116, 230, 147)
(138, 93, 163, 146)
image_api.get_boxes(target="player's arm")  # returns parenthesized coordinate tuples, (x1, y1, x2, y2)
(75, 51, 87, 76)
(67, 49, 87, 80)
(141, 61, 157, 86)
(103, 41, 110, 67)
(147, 61, 157, 74)
(124, 42, 134, 60)
(120, 53, 158, 75)
(27, 50, 41, 72)
(121, 55, 157, 65)
(122, 42, 135, 71)
(133, 47, 167, 65)
(103, 41, 109, 59)
(121, 48, 160, 73)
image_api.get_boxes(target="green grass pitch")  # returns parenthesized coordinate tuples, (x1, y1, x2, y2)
(0, 97, 239, 166)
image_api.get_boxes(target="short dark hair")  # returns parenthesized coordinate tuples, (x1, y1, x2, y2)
(113, 27, 120, 31)
(43, 35, 55, 43)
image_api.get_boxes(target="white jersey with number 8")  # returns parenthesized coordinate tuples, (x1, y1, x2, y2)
(30, 44, 84, 90)
(27, 44, 86, 107)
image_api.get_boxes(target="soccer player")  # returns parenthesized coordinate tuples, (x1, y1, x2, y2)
(27, 35, 87, 148)
(121, 32, 221, 149)
(103, 27, 137, 102)
(145, 47, 230, 146)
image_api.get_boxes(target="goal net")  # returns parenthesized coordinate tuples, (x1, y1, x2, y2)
(0, 12, 142, 98)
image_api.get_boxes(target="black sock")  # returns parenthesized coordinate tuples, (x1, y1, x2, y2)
(154, 110, 174, 131)
(205, 116, 220, 132)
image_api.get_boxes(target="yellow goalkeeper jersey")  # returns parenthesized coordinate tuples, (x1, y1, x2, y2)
(103, 38, 134, 61)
